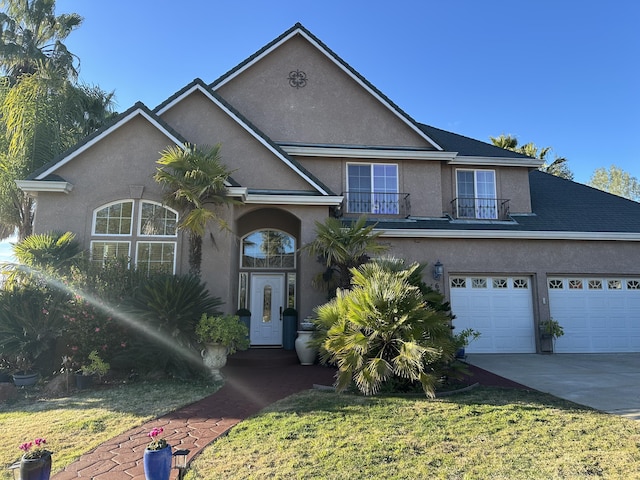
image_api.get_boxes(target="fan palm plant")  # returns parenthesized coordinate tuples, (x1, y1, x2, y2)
(305, 215, 388, 295)
(154, 143, 235, 276)
(316, 261, 455, 397)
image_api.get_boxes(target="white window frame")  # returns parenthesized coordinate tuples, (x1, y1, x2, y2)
(346, 163, 399, 214)
(136, 241, 177, 274)
(90, 200, 178, 273)
(455, 169, 497, 219)
(92, 200, 134, 236)
(137, 200, 178, 237)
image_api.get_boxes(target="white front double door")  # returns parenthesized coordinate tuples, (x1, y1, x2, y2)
(249, 274, 285, 346)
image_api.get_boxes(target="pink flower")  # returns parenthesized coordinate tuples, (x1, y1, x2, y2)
(71, 346, 78, 352)
(19, 442, 33, 452)
(148, 427, 164, 439)
(34, 438, 46, 447)
(95, 327, 100, 332)
(120, 342, 127, 348)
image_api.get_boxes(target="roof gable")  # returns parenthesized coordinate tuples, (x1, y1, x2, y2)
(155, 79, 334, 195)
(28, 103, 187, 181)
(211, 23, 441, 150)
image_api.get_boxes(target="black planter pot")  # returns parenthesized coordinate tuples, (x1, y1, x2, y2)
(20, 452, 52, 480)
(75, 374, 94, 390)
(13, 372, 39, 387)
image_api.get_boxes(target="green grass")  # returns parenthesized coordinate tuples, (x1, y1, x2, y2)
(0, 379, 219, 480)
(185, 388, 640, 480)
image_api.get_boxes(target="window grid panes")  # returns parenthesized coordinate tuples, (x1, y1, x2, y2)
(569, 279, 583, 290)
(513, 278, 529, 289)
(139, 202, 177, 236)
(450, 278, 466, 288)
(136, 242, 175, 274)
(548, 279, 563, 289)
(90, 241, 130, 265)
(627, 280, 640, 290)
(472, 278, 487, 289)
(347, 163, 398, 214)
(608, 280, 622, 290)
(588, 280, 603, 290)
(493, 278, 508, 289)
(94, 201, 133, 235)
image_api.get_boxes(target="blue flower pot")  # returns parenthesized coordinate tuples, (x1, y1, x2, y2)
(143, 445, 172, 480)
(20, 453, 52, 480)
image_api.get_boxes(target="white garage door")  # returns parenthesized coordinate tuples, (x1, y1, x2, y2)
(449, 276, 535, 353)
(548, 277, 640, 353)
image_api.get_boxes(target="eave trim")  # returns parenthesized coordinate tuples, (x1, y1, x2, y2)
(449, 156, 544, 168)
(16, 180, 74, 194)
(280, 144, 457, 161)
(376, 228, 640, 242)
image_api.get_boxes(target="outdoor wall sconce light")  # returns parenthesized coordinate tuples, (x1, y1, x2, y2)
(173, 449, 191, 480)
(433, 260, 444, 280)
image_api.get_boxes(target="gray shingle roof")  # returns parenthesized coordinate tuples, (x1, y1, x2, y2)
(370, 170, 640, 234)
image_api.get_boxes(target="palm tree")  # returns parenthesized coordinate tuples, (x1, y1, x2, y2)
(154, 143, 235, 276)
(490, 134, 573, 180)
(0, 0, 82, 82)
(316, 261, 455, 397)
(304, 215, 388, 295)
(0, 69, 115, 240)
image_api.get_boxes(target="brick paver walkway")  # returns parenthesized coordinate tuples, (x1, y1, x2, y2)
(51, 350, 524, 479)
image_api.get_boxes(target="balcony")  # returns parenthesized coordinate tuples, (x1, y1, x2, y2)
(341, 192, 410, 218)
(451, 197, 510, 221)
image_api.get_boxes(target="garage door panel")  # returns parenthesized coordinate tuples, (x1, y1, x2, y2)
(549, 277, 640, 353)
(450, 276, 535, 354)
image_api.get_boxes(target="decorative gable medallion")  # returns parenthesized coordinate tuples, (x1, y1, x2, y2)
(288, 70, 307, 88)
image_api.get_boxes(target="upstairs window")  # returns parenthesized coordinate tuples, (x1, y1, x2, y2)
(91, 200, 177, 273)
(347, 163, 399, 214)
(456, 169, 497, 219)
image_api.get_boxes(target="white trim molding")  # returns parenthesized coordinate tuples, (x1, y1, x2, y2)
(376, 228, 640, 242)
(449, 156, 543, 168)
(243, 194, 344, 206)
(280, 144, 457, 161)
(16, 180, 74, 194)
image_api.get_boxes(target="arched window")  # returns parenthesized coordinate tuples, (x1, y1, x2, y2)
(241, 230, 295, 269)
(90, 200, 178, 273)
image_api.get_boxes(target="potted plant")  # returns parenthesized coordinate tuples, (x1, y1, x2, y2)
(539, 318, 564, 353)
(196, 314, 249, 380)
(453, 328, 481, 359)
(18, 437, 53, 480)
(143, 427, 172, 480)
(13, 354, 39, 387)
(75, 350, 110, 389)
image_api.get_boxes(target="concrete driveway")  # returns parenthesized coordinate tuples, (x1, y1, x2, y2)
(466, 354, 640, 421)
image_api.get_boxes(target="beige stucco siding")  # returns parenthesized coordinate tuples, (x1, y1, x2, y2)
(160, 91, 314, 191)
(32, 117, 176, 244)
(385, 236, 640, 325)
(216, 35, 432, 148)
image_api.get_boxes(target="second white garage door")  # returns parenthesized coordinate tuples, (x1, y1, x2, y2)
(449, 276, 535, 353)
(548, 277, 640, 353)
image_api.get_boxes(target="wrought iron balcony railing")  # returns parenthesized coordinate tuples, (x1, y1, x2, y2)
(342, 192, 410, 217)
(451, 197, 510, 220)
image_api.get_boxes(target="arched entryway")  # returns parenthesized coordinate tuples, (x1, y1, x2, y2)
(236, 208, 300, 346)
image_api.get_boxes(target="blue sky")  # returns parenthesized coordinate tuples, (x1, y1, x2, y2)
(52, 0, 639, 185)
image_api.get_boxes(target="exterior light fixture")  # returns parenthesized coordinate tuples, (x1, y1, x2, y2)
(173, 449, 190, 480)
(433, 260, 444, 280)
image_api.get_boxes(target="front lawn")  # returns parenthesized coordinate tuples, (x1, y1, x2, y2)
(186, 387, 640, 479)
(0, 379, 219, 479)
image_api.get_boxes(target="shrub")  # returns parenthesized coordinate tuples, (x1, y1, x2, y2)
(315, 259, 456, 397)
(112, 274, 223, 378)
(196, 314, 249, 354)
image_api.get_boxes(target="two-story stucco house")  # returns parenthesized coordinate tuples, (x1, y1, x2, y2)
(17, 23, 640, 354)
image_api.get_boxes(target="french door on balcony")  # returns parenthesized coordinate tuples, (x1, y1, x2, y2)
(347, 163, 398, 214)
(456, 169, 497, 219)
